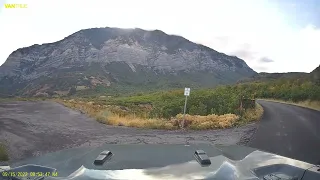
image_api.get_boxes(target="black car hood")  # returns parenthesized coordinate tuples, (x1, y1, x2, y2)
(6, 144, 320, 180)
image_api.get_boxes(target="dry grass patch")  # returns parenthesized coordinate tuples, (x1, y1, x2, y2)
(55, 99, 263, 130)
(99, 113, 177, 129)
(174, 113, 239, 130)
(261, 99, 320, 111)
(97, 112, 239, 130)
(239, 103, 264, 124)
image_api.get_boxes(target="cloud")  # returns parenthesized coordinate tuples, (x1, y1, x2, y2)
(253, 66, 268, 72)
(273, 0, 320, 29)
(231, 49, 254, 60)
(213, 36, 230, 49)
(0, 0, 319, 74)
(0, 0, 8, 13)
(228, 43, 259, 62)
(259, 57, 274, 63)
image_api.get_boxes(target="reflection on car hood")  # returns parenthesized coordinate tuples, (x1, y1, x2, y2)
(64, 150, 314, 180)
(9, 144, 320, 180)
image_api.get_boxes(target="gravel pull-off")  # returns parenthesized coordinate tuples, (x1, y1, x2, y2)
(0, 101, 257, 162)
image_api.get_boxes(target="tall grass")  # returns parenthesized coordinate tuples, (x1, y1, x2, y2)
(175, 113, 239, 130)
(98, 113, 177, 129)
(237, 103, 264, 125)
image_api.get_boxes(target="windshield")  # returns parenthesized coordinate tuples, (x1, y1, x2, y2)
(0, 0, 320, 180)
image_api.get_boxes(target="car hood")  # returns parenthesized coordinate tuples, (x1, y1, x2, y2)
(7, 144, 320, 180)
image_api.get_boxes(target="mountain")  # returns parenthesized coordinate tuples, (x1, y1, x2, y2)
(311, 65, 320, 84)
(0, 27, 256, 97)
(238, 72, 308, 83)
(312, 65, 320, 75)
(238, 65, 320, 84)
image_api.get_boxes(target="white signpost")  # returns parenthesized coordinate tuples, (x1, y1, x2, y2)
(182, 88, 191, 128)
(184, 88, 190, 96)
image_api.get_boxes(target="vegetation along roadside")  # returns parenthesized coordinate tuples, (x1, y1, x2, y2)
(54, 86, 264, 130)
(54, 71, 319, 130)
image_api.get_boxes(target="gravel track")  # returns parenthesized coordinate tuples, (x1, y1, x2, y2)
(0, 101, 257, 162)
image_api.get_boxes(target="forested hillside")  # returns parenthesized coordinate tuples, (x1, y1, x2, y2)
(237, 65, 320, 102)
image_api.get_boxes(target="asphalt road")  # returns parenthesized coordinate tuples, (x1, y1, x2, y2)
(0, 101, 256, 162)
(249, 100, 320, 164)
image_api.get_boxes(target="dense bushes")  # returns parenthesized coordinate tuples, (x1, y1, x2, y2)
(242, 99, 255, 109)
(234, 79, 320, 102)
(112, 77, 319, 119)
(118, 87, 243, 119)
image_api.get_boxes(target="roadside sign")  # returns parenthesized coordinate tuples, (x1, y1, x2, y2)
(182, 87, 191, 129)
(184, 88, 190, 96)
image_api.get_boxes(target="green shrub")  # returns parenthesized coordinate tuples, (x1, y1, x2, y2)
(189, 102, 207, 115)
(0, 143, 8, 161)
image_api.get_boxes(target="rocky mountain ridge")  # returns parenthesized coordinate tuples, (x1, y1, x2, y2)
(0, 27, 256, 97)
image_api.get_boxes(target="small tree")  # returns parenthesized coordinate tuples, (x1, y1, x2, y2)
(68, 86, 76, 96)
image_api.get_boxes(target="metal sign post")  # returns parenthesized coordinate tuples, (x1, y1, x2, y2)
(182, 88, 190, 128)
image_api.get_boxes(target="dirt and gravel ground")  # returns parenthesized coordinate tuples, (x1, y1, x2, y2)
(0, 101, 257, 162)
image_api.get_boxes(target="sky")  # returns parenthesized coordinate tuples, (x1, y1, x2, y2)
(0, 0, 319, 73)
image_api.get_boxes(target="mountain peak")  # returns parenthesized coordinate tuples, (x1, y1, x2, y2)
(0, 27, 256, 97)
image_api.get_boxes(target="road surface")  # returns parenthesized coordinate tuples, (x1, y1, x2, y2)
(249, 100, 320, 164)
(0, 101, 256, 162)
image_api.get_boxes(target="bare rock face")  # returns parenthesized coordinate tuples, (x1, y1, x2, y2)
(0, 27, 256, 96)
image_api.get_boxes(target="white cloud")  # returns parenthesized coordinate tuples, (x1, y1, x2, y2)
(0, 0, 319, 73)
